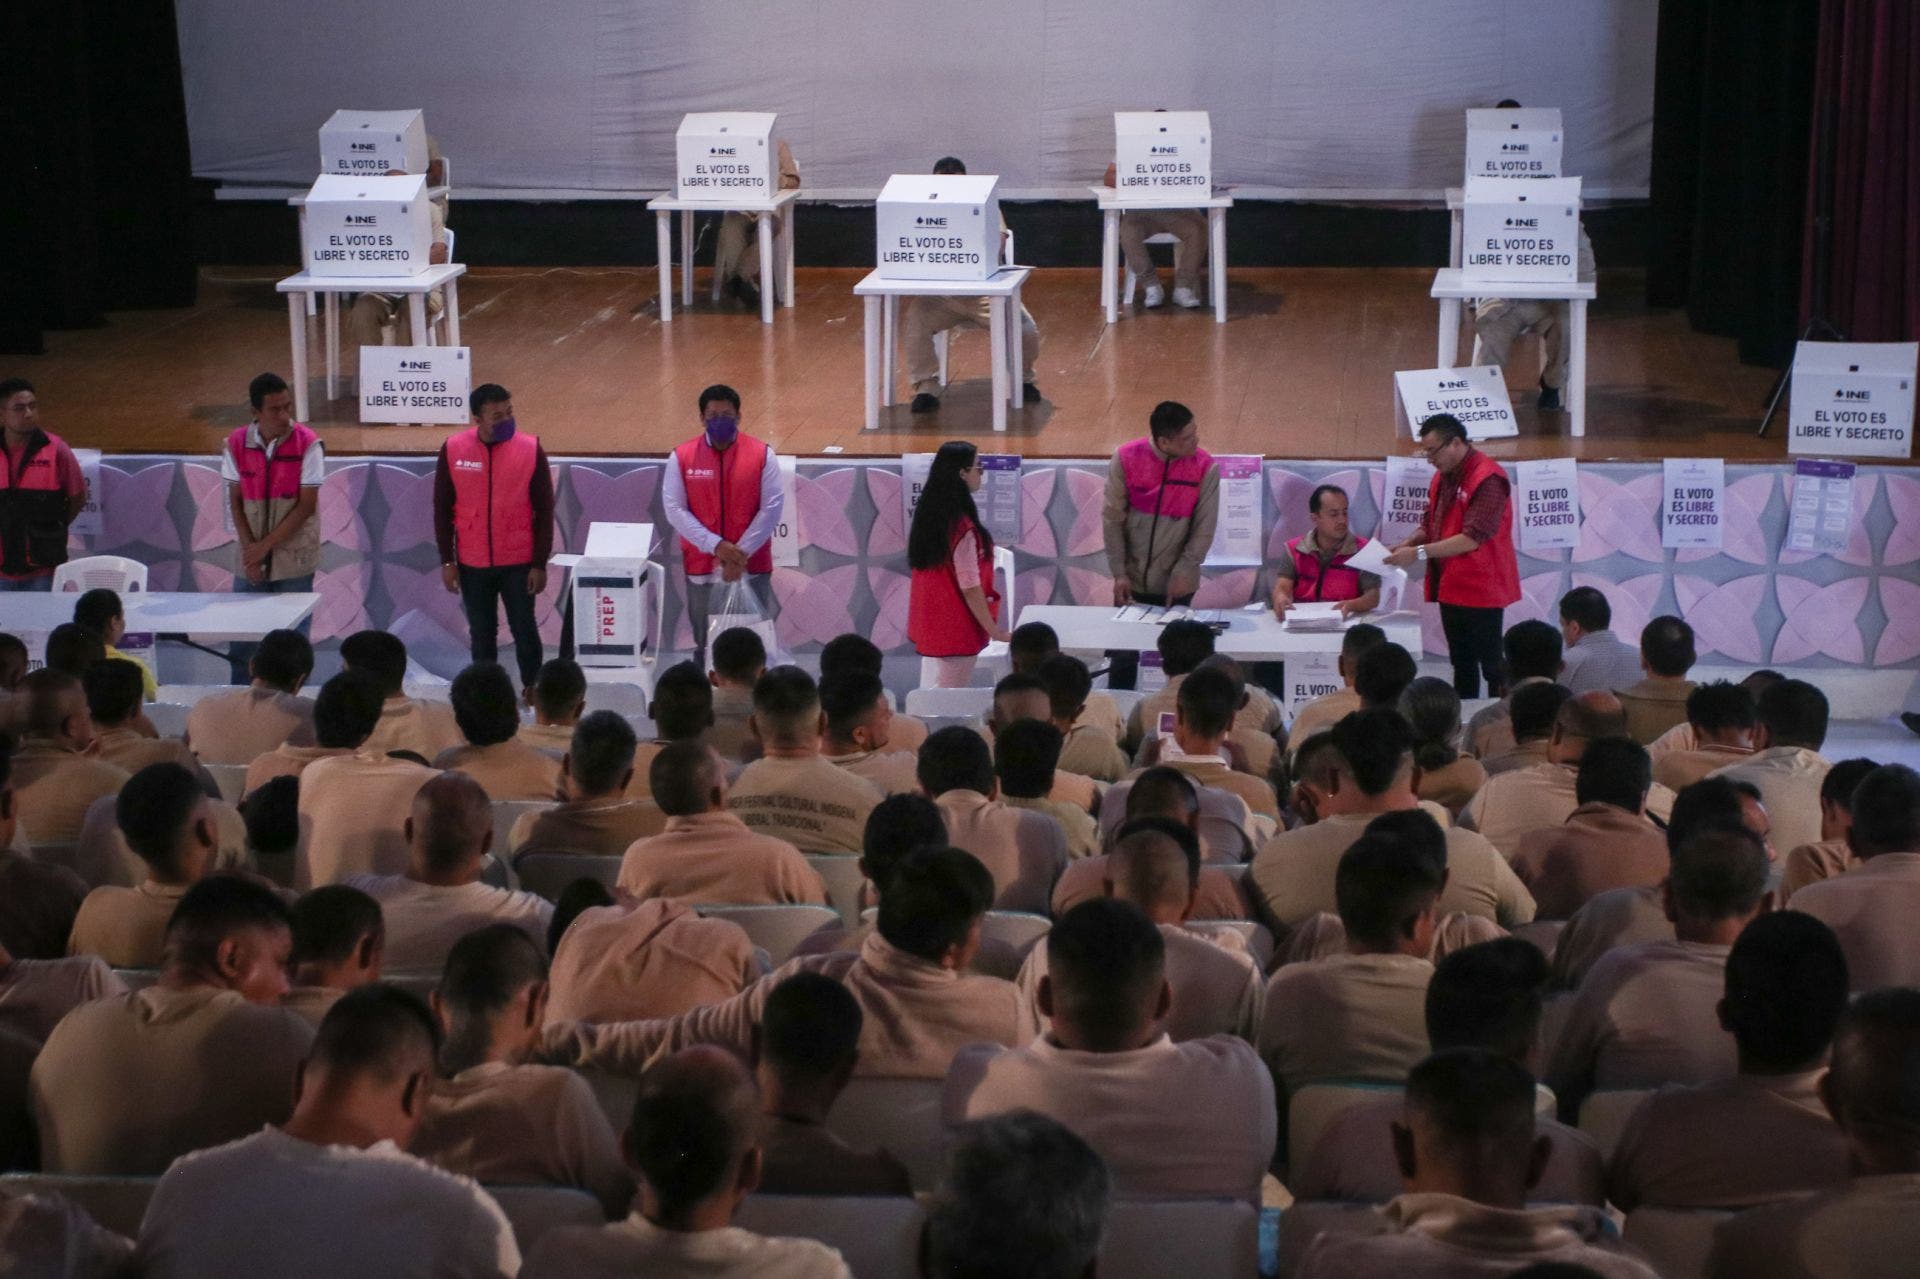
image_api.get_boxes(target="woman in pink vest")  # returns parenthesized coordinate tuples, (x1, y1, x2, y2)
(1384, 413, 1521, 698)
(907, 441, 1008, 688)
(221, 372, 323, 680)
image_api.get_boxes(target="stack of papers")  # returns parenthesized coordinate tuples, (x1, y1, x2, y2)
(1281, 602, 1347, 632)
(1110, 605, 1223, 625)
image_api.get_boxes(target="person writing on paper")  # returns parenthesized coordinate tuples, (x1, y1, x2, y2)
(662, 383, 784, 664)
(908, 441, 1009, 688)
(1382, 414, 1519, 698)
(1271, 484, 1382, 619)
(713, 141, 801, 311)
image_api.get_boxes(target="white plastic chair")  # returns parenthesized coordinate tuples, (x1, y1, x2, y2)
(807, 854, 868, 927)
(203, 763, 248, 806)
(145, 703, 190, 738)
(51, 555, 148, 594)
(1576, 1089, 1655, 1161)
(1184, 919, 1275, 971)
(1121, 230, 1182, 305)
(0, 1174, 156, 1238)
(490, 800, 556, 861)
(1624, 1207, 1735, 1279)
(828, 1078, 947, 1190)
(903, 687, 994, 719)
(737, 1196, 925, 1279)
(975, 545, 1016, 674)
(1103, 1200, 1259, 1279)
(979, 910, 1051, 958)
(695, 903, 841, 965)
(153, 684, 232, 708)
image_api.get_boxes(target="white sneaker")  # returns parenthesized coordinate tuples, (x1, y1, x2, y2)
(1173, 286, 1203, 309)
(1142, 282, 1166, 308)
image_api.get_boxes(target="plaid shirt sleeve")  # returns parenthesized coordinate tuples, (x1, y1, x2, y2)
(1460, 472, 1511, 544)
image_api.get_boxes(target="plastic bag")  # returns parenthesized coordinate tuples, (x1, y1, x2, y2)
(709, 577, 790, 666)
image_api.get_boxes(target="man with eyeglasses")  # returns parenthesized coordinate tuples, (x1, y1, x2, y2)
(1101, 401, 1220, 690)
(1384, 414, 1519, 698)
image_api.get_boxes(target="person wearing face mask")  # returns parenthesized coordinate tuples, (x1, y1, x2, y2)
(433, 382, 555, 694)
(662, 384, 785, 663)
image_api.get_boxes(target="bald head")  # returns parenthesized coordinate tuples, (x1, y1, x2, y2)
(1550, 691, 1627, 763)
(1825, 989, 1920, 1174)
(651, 739, 726, 817)
(406, 773, 492, 880)
(1106, 823, 1199, 922)
(16, 668, 87, 743)
(628, 1045, 763, 1227)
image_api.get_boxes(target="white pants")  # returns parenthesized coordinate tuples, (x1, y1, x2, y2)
(920, 655, 978, 688)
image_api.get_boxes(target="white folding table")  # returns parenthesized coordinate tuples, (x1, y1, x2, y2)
(854, 268, 1032, 434)
(0, 591, 319, 665)
(1014, 604, 1422, 662)
(647, 190, 800, 325)
(1431, 268, 1597, 438)
(1092, 186, 1233, 324)
(273, 264, 466, 422)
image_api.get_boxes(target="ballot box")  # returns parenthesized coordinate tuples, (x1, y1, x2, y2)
(1789, 341, 1919, 458)
(300, 174, 434, 277)
(675, 113, 778, 201)
(874, 174, 1003, 282)
(1464, 108, 1564, 180)
(571, 523, 655, 668)
(1460, 176, 1582, 285)
(319, 109, 429, 177)
(1112, 111, 1212, 200)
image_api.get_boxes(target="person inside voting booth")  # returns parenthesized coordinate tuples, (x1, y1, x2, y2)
(714, 140, 800, 310)
(1102, 110, 1208, 310)
(903, 157, 1043, 415)
(347, 138, 450, 387)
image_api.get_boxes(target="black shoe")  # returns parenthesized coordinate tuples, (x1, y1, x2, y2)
(1537, 382, 1563, 413)
(1903, 712, 1920, 738)
(730, 276, 761, 310)
(910, 392, 940, 414)
(1022, 383, 1043, 405)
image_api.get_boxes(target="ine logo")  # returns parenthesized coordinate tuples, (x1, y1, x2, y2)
(1437, 380, 1469, 390)
(345, 215, 377, 225)
(1500, 142, 1530, 153)
(708, 146, 736, 156)
(1150, 144, 1179, 154)
(915, 216, 948, 227)
(350, 142, 376, 151)
(399, 360, 431, 370)
(1836, 390, 1872, 401)
(1503, 217, 1539, 228)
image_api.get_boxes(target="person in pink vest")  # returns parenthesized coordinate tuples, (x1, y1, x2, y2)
(661, 384, 785, 663)
(1271, 483, 1383, 619)
(0, 378, 86, 594)
(908, 441, 1009, 688)
(1100, 401, 1219, 689)
(432, 383, 555, 692)
(1385, 414, 1521, 698)
(221, 372, 323, 680)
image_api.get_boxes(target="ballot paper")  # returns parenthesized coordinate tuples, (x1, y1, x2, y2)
(1282, 602, 1346, 632)
(1343, 539, 1394, 575)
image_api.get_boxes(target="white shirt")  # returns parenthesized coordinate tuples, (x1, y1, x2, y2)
(661, 435, 786, 585)
(219, 421, 326, 486)
(348, 875, 554, 972)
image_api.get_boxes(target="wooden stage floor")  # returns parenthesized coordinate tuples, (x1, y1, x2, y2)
(16, 264, 1796, 463)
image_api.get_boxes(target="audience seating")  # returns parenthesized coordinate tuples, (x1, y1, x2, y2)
(1275, 1200, 1382, 1278)
(1185, 919, 1275, 971)
(491, 801, 556, 859)
(485, 1184, 607, 1250)
(979, 910, 1051, 958)
(203, 763, 249, 806)
(806, 854, 867, 926)
(736, 1194, 926, 1279)
(1511, 919, 1566, 963)
(153, 685, 231, 708)
(695, 904, 841, 965)
(145, 704, 190, 738)
(829, 1078, 947, 1191)
(903, 687, 994, 720)
(1103, 1199, 1260, 1279)
(1287, 1080, 1403, 1175)
(1577, 1089, 1655, 1161)
(512, 850, 619, 902)
(1623, 1206, 1735, 1279)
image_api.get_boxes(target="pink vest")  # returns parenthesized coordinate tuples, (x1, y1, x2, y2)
(674, 434, 774, 577)
(225, 423, 320, 581)
(1117, 437, 1214, 520)
(446, 427, 540, 568)
(1287, 533, 1369, 602)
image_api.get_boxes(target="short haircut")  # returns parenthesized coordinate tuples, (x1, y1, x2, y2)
(1109, 819, 1200, 905)
(1148, 400, 1193, 439)
(548, 878, 615, 954)
(450, 662, 519, 747)
(1574, 737, 1651, 810)
(697, 383, 741, 413)
(1292, 730, 1342, 789)
(409, 773, 491, 877)
(312, 669, 387, 749)
(1364, 808, 1449, 877)
(250, 629, 314, 692)
(1556, 693, 1629, 743)
(1340, 623, 1387, 662)
(1828, 988, 1920, 1140)
(1427, 937, 1549, 1060)
(116, 762, 206, 873)
(568, 710, 638, 795)
(1508, 682, 1572, 742)
(1686, 680, 1756, 733)
(819, 633, 883, 680)
(248, 371, 289, 410)
(1308, 484, 1347, 514)
(1329, 708, 1414, 797)
(1557, 586, 1611, 632)
(531, 658, 586, 721)
(469, 383, 511, 417)
(994, 718, 1063, 800)
(926, 1111, 1110, 1279)
(241, 774, 300, 855)
(1125, 766, 1199, 821)
(1669, 828, 1770, 921)
(818, 670, 886, 741)
(1175, 665, 1238, 738)
(1757, 678, 1829, 750)
(1008, 622, 1059, 672)
(1821, 757, 1880, 810)
(1503, 620, 1564, 682)
(992, 671, 1049, 718)
(917, 725, 994, 797)
(339, 630, 408, 696)
(1034, 654, 1093, 722)
(627, 1049, 759, 1224)
(43, 623, 103, 678)
(1404, 1047, 1537, 1152)
(72, 588, 123, 635)
(862, 794, 947, 891)
(164, 875, 293, 972)
(1849, 764, 1920, 856)
(1416, 413, 1469, 445)
(650, 739, 723, 817)
(82, 658, 144, 726)
(290, 885, 384, 968)
(1156, 620, 1215, 676)
(0, 633, 26, 665)
(1723, 910, 1848, 1072)
(1045, 899, 1166, 1051)
(749, 666, 817, 746)
(0, 378, 32, 400)
(875, 846, 992, 961)
(649, 661, 714, 740)
(437, 923, 547, 1071)
(761, 971, 862, 1083)
(18, 668, 83, 738)
(1639, 615, 1697, 677)
(309, 984, 440, 1083)
(710, 627, 767, 683)
(1336, 829, 1444, 951)
(1667, 775, 1762, 853)
(1354, 642, 1417, 707)
(931, 156, 967, 174)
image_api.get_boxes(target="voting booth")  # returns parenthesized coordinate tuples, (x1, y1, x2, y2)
(1463, 108, 1563, 180)
(675, 113, 777, 201)
(319, 109, 429, 177)
(1789, 341, 1919, 458)
(1112, 111, 1212, 200)
(874, 174, 1003, 282)
(569, 523, 656, 668)
(1460, 176, 1582, 284)
(300, 174, 434, 277)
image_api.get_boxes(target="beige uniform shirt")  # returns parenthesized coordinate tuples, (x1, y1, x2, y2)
(545, 899, 759, 1025)
(933, 789, 1068, 914)
(1259, 952, 1433, 1096)
(348, 874, 553, 972)
(242, 743, 350, 795)
(71, 793, 249, 890)
(1779, 838, 1855, 902)
(1510, 802, 1671, 921)
(1709, 746, 1830, 857)
(1549, 884, 1675, 991)
(362, 695, 464, 761)
(1057, 724, 1130, 783)
(434, 738, 563, 802)
(616, 811, 825, 905)
(1481, 737, 1550, 777)
(516, 721, 576, 757)
(186, 687, 315, 765)
(511, 796, 668, 858)
(727, 755, 882, 856)
(1125, 674, 1283, 753)
(521, 1211, 848, 1279)
(1289, 688, 1361, 757)
(66, 880, 187, 968)
(1543, 938, 1736, 1108)
(1074, 692, 1126, 742)
(0, 850, 88, 962)
(0, 955, 125, 1043)
(1617, 676, 1695, 744)
(12, 741, 129, 846)
(822, 748, 920, 796)
(1051, 854, 1252, 920)
(94, 728, 202, 779)
(1016, 923, 1262, 1042)
(1704, 1173, 1920, 1279)
(294, 752, 439, 889)
(1789, 852, 1920, 993)
(1415, 757, 1487, 817)
(1652, 742, 1754, 792)
(758, 1115, 913, 1198)
(1158, 755, 1280, 821)
(1005, 794, 1101, 861)
(1298, 1194, 1662, 1279)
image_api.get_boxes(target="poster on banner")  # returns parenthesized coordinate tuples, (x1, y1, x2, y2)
(1285, 648, 1343, 719)
(1661, 458, 1724, 549)
(900, 453, 934, 532)
(771, 456, 800, 568)
(977, 455, 1023, 546)
(1205, 455, 1263, 565)
(1377, 455, 1435, 547)
(70, 449, 102, 538)
(1788, 341, 1916, 458)
(1394, 366, 1518, 440)
(1786, 459, 1856, 557)
(1515, 459, 1580, 552)
(359, 347, 471, 424)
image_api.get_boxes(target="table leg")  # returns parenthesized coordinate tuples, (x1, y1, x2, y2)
(680, 211, 694, 309)
(1009, 286, 1025, 411)
(655, 211, 674, 322)
(445, 277, 462, 346)
(863, 295, 881, 431)
(409, 294, 430, 346)
(989, 297, 1009, 434)
(782, 204, 796, 308)
(882, 295, 897, 407)
(1100, 209, 1118, 323)
(1449, 208, 1463, 270)
(323, 294, 339, 400)
(756, 214, 774, 324)
(286, 293, 311, 423)
(1568, 299, 1588, 438)
(1210, 207, 1227, 323)
(1437, 297, 1461, 367)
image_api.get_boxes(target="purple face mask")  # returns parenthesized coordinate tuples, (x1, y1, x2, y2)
(705, 415, 739, 447)
(486, 415, 517, 443)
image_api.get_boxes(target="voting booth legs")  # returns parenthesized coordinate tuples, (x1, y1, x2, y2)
(1120, 210, 1208, 294)
(903, 297, 1040, 393)
(684, 574, 775, 667)
(1473, 300, 1570, 392)
(714, 213, 784, 299)
(1440, 604, 1505, 700)
(348, 292, 443, 374)
(227, 573, 314, 685)
(1106, 591, 1193, 691)
(458, 564, 544, 690)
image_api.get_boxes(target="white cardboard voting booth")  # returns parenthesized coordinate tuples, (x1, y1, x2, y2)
(1789, 341, 1919, 458)
(301, 174, 434, 277)
(1460, 176, 1582, 284)
(1464, 108, 1564, 180)
(571, 523, 655, 668)
(1394, 366, 1519, 440)
(875, 175, 1002, 282)
(319, 109, 429, 177)
(675, 113, 777, 201)
(1112, 111, 1212, 200)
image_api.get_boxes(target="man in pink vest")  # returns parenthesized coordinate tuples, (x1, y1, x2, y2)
(0, 378, 86, 593)
(432, 383, 555, 692)
(1100, 401, 1219, 689)
(661, 384, 784, 662)
(1385, 413, 1520, 698)
(1271, 483, 1383, 618)
(221, 372, 323, 680)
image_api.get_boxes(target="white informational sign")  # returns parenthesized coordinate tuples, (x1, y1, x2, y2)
(771, 456, 799, 568)
(1460, 176, 1582, 285)
(1379, 455, 1435, 547)
(874, 174, 1002, 282)
(70, 448, 103, 538)
(1788, 341, 1917, 458)
(301, 173, 433, 278)
(1394, 366, 1519, 440)
(674, 112, 776, 202)
(1661, 457, 1725, 550)
(977, 454, 1023, 547)
(1204, 455, 1263, 566)
(318, 109, 428, 177)
(357, 346, 470, 424)
(1112, 111, 1212, 201)
(1515, 458, 1581, 552)
(1463, 107, 1564, 180)
(1786, 459, 1856, 556)
(1285, 648, 1343, 719)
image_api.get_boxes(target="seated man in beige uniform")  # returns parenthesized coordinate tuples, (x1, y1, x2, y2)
(281, 884, 384, 1027)
(518, 658, 587, 757)
(918, 726, 1068, 914)
(511, 710, 666, 858)
(1790, 762, 1920, 993)
(1007, 622, 1124, 737)
(1461, 620, 1562, 759)
(995, 719, 1101, 862)
(545, 893, 760, 1025)
(81, 660, 205, 782)
(791, 793, 951, 960)
(243, 668, 378, 795)
(713, 139, 801, 310)
(0, 738, 90, 961)
(1146, 663, 1279, 821)
(31, 876, 313, 1173)
(433, 661, 563, 801)
(819, 632, 930, 752)
(0, 941, 125, 1045)
(1479, 680, 1569, 778)
(294, 693, 440, 889)
(1124, 620, 1284, 756)
(8, 668, 128, 846)
(1707, 677, 1831, 859)
(340, 629, 463, 761)
(1101, 149, 1208, 308)
(1462, 692, 1650, 857)
(1510, 737, 1670, 920)
(1038, 655, 1129, 783)
(924, 1113, 1109, 1279)
(818, 669, 919, 795)
(1056, 771, 1255, 919)
(706, 627, 766, 764)
(187, 628, 316, 765)
(726, 666, 882, 856)
(68, 763, 218, 968)
(1651, 679, 1756, 792)
(519, 1045, 851, 1279)
(1616, 615, 1699, 744)
(414, 924, 632, 1217)
(629, 660, 716, 802)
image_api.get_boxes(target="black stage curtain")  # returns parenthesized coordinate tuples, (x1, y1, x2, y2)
(1646, 0, 1820, 367)
(0, 1, 197, 356)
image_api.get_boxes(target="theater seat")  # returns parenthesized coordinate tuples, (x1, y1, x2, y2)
(1576, 1089, 1654, 1161)
(829, 1078, 946, 1192)
(203, 763, 249, 806)
(978, 911, 1050, 958)
(1287, 1080, 1403, 1175)
(807, 854, 867, 926)
(695, 904, 842, 965)
(1273, 1199, 1384, 1277)
(492, 801, 556, 859)
(512, 851, 620, 902)
(0, 1173, 155, 1238)
(736, 1194, 925, 1278)
(1623, 1206, 1735, 1279)
(487, 1185, 605, 1252)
